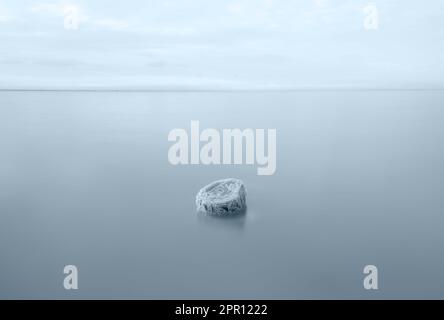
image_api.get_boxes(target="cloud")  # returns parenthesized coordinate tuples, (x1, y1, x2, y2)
(0, 0, 443, 88)
(29, 2, 80, 16)
(93, 18, 128, 31)
(0, 5, 15, 22)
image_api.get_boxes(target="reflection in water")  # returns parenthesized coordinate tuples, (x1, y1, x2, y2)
(197, 207, 247, 231)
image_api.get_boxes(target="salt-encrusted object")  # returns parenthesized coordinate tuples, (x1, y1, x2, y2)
(196, 178, 246, 216)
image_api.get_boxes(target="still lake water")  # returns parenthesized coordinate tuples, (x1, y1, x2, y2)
(0, 90, 443, 299)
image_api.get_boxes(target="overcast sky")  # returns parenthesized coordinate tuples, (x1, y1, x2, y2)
(0, 0, 443, 89)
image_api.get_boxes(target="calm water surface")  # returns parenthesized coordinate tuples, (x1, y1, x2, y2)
(0, 90, 443, 298)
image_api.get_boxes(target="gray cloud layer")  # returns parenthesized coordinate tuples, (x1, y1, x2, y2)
(0, 0, 443, 89)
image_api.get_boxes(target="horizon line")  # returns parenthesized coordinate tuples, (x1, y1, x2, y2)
(1, 87, 444, 93)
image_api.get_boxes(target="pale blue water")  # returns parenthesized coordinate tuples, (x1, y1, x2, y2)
(0, 90, 444, 299)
